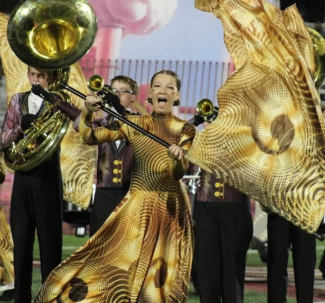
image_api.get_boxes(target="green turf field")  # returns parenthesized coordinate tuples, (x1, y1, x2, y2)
(1, 234, 323, 302)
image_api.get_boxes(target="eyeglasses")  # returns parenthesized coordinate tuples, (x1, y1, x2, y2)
(112, 89, 133, 95)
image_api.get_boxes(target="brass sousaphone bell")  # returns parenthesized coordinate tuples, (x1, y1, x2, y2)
(4, 0, 97, 171)
(7, 0, 97, 71)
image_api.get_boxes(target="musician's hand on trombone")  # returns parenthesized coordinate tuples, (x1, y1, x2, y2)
(84, 95, 103, 112)
(168, 144, 184, 161)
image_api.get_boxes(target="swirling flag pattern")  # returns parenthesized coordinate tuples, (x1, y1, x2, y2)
(188, 0, 325, 233)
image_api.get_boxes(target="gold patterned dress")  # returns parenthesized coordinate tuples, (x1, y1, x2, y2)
(33, 112, 196, 303)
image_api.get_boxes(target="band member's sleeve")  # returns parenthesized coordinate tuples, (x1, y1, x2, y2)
(79, 111, 125, 145)
(0, 94, 23, 149)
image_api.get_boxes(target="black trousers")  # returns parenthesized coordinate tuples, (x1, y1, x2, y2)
(319, 248, 325, 275)
(194, 201, 253, 303)
(10, 159, 63, 303)
(89, 187, 128, 236)
(267, 214, 316, 303)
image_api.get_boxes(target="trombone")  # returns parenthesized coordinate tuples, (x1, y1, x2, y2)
(87, 74, 116, 97)
(87, 74, 148, 116)
(196, 98, 219, 123)
(85, 74, 127, 116)
(48, 81, 216, 174)
(188, 99, 219, 126)
(59, 82, 171, 148)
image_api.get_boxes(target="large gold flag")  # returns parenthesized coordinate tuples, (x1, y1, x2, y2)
(0, 13, 96, 209)
(0, 204, 14, 287)
(188, 0, 325, 233)
(0, 165, 14, 287)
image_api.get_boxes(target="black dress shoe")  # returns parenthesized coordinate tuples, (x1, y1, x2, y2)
(0, 289, 15, 301)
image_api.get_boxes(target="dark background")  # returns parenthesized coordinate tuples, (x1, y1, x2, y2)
(0, 0, 20, 14)
(280, 0, 324, 22)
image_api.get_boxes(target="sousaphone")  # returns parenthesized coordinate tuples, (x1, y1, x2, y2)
(3, 0, 97, 171)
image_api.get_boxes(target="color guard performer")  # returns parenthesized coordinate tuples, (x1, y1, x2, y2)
(33, 70, 196, 303)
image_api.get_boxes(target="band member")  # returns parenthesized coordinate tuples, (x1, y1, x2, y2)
(33, 69, 196, 303)
(190, 119, 253, 303)
(0, 66, 74, 303)
(195, 173, 253, 303)
(88, 75, 139, 236)
(267, 213, 316, 303)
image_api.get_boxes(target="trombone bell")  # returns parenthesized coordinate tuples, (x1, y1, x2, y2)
(197, 98, 214, 117)
(195, 98, 219, 124)
(87, 75, 104, 92)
